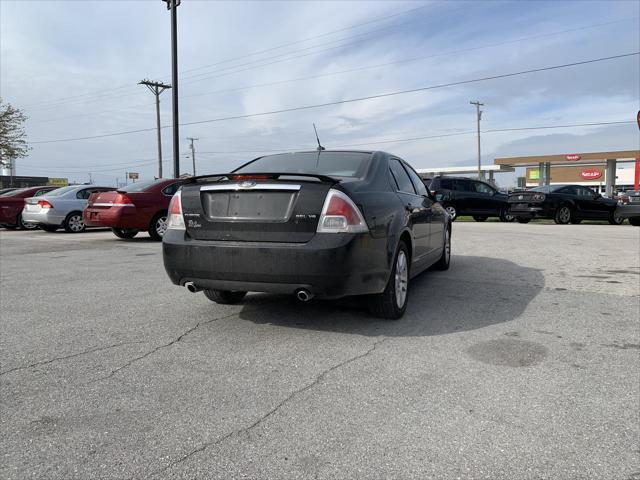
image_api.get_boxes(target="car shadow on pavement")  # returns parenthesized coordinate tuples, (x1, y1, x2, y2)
(237, 255, 544, 337)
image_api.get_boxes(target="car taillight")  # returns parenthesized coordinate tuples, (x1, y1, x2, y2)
(230, 174, 271, 181)
(532, 194, 546, 201)
(114, 193, 134, 206)
(37, 200, 53, 209)
(317, 189, 368, 233)
(166, 191, 185, 230)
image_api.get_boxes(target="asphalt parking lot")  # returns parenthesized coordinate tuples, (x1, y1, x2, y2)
(1, 223, 639, 480)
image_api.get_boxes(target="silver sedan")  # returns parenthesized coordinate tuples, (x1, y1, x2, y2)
(22, 185, 114, 233)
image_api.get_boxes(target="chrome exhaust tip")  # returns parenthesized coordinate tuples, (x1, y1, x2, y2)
(296, 289, 314, 302)
(185, 281, 202, 293)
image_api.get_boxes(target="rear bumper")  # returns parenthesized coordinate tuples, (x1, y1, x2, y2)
(508, 205, 550, 219)
(162, 230, 390, 298)
(83, 206, 144, 229)
(615, 204, 640, 219)
(21, 209, 66, 226)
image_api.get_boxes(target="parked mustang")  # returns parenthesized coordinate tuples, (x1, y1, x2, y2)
(163, 150, 451, 319)
(22, 185, 114, 232)
(508, 184, 623, 224)
(84, 178, 184, 240)
(0, 186, 57, 229)
(427, 175, 514, 222)
(615, 190, 640, 226)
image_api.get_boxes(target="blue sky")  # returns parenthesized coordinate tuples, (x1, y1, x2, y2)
(1, 0, 638, 186)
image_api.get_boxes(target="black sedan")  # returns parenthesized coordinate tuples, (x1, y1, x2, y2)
(163, 150, 451, 319)
(508, 184, 623, 225)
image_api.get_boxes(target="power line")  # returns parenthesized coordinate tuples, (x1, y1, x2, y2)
(21, 3, 434, 109)
(30, 52, 639, 144)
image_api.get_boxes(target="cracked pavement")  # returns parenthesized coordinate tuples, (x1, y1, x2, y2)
(1, 224, 639, 479)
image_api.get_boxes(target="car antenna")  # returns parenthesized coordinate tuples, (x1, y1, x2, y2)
(313, 123, 325, 151)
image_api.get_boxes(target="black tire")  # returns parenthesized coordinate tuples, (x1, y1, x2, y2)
(112, 228, 138, 239)
(368, 240, 410, 320)
(203, 289, 247, 304)
(500, 208, 515, 222)
(443, 204, 457, 222)
(472, 215, 488, 222)
(148, 212, 168, 241)
(516, 217, 531, 224)
(629, 217, 640, 226)
(554, 205, 572, 225)
(40, 224, 59, 232)
(608, 212, 624, 225)
(17, 214, 38, 230)
(63, 212, 86, 233)
(432, 226, 451, 271)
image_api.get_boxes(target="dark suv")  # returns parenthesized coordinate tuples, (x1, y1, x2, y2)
(427, 176, 514, 222)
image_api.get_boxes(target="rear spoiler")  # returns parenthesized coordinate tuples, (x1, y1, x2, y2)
(185, 172, 341, 185)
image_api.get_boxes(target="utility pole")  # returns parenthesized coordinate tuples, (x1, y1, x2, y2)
(187, 137, 198, 176)
(139, 79, 171, 178)
(162, 0, 181, 178)
(470, 101, 484, 179)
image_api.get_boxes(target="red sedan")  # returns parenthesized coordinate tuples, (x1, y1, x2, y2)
(83, 178, 184, 240)
(0, 186, 57, 229)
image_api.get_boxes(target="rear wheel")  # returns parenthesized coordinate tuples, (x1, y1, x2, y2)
(112, 228, 138, 239)
(40, 225, 59, 232)
(629, 217, 640, 226)
(608, 212, 624, 225)
(554, 206, 572, 225)
(443, 204, 457, 221)
(472, 215, 487, 222)
(368, 240, 409, 320)
(148, 212, 167, 241)
(432, 226, 451, 271)
(17, 214, 38, 230)
(203, 289, 247, 304)
(500, 209, 515, 222)
(63, 212, 85, 233)
(516, 217, 531, 224)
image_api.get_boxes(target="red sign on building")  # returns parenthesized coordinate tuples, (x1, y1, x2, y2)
(580, 169, 602, 180)
(566, 154, 581, 161)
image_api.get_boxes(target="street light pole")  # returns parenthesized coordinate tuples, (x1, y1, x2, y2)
(470, 101, 484, 179)
(162, 0, 181, 178)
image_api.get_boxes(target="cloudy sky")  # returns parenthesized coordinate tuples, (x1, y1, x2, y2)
(1, 0, 638, 186)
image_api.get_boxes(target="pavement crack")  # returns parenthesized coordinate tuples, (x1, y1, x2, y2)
(0, 341, 144, 376)
(148, 337, 386, 478)
(92, 308, 263, 384)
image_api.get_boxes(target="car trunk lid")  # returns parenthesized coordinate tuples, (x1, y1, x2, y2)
(88, 191, 132, 209)
(181, 174, 337, 242)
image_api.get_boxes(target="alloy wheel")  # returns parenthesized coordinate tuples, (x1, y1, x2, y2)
(558, 207, 571, 224)
(68, 215, 84, 232)
(155, 216, 168, 237)
(445, 205, 457, 220)
(394, 250, 408, 308)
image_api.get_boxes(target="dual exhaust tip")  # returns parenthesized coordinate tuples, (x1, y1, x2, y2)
(184, 282, 314, 302)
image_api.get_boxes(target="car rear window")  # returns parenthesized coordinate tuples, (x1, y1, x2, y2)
(1, 188, 30, 197)
(234, 152, 371, 178)
(119, 179, 165, 192)
(46, 186, 78, 196)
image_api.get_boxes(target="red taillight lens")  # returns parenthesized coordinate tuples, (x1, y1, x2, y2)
(37, 200, 53, 209)
(114, 193, 134, 206)
(166, 191, 185, 230)
(317, 189, 368, 233)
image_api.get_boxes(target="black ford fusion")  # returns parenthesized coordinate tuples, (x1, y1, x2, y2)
(508, 184, 623, 225)
(163, 150, 451, 319)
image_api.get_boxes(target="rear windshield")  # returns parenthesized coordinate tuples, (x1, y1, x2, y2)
(1, 188, 30, 197)
(118, 179, 164, 192)
(45, 186, 77, 196)
(234, 152, 371, 178)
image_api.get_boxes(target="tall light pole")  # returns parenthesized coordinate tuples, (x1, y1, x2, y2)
(139, 79, 171, 178)
(162, 0, 181, 178)
(187, 137, 198, 176)
(470, 101, 484, 179)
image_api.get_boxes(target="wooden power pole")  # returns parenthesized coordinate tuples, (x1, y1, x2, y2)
(139, 79, 172, 178)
